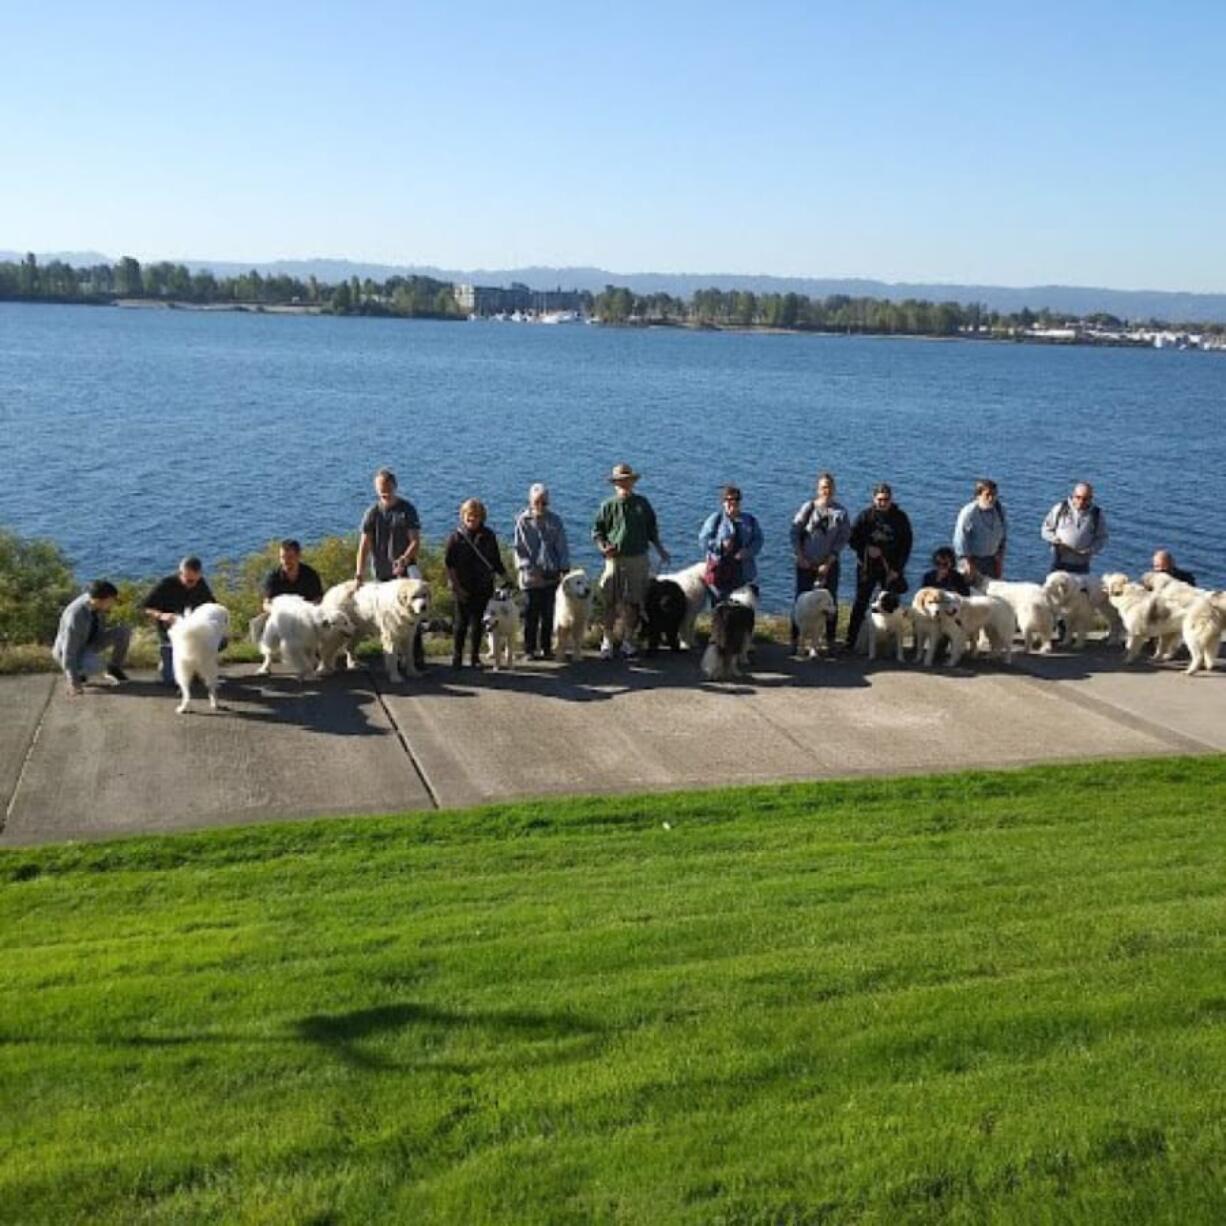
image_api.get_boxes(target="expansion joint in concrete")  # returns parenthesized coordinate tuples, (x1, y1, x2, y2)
(2, 677, 56, 834)
(368, 669, 440, 810)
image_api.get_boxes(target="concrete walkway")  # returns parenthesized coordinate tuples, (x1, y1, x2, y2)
(2, 645, 1223, 846)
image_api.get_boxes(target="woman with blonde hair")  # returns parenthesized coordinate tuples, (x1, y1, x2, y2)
(444, 498, 507, 669)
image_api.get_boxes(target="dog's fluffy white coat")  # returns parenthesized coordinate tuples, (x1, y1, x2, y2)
(258, 595, 353, 679)
(553, 568, 593, 660)
(169, 602, 230, 714)
(320, 578, 431, 682)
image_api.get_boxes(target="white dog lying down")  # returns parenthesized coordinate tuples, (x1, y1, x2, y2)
(257, 595, 354, 680)
(553, 568, 593, 660)
(319, 578, 432, 682)
(169, 602, 230, 714)
(483, 589, 522, 670)
(944, 593, 1015, 667)
(657, 561, 708, 650)
(910, 587, 961, 667)
(1102, 573, 1187, 663)
(1181, 591, 1226, 675)
(866, 591, 911, 662)
(792, 588, 835, 658)
(977, 578, 1054, 654)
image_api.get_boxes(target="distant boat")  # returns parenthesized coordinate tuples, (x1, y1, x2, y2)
(538, 310, 582, 325)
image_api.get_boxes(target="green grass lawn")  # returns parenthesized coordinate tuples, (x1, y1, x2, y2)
(3, 758, 1226, 1224)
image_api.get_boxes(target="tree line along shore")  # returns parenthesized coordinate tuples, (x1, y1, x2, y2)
(4, 252, 1225, 343)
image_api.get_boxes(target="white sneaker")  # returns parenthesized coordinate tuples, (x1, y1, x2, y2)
(599, 638, 615, 660)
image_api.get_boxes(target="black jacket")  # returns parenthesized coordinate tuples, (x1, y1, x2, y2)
(850, 505, 913, 574)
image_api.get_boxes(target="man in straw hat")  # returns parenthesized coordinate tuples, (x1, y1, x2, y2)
(592, 462, 671, 658)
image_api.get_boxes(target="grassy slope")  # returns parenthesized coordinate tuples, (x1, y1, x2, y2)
(2, 759, 1225, 1224)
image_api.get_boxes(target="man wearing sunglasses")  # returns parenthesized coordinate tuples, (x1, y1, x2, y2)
(1042, 482, 1108, 575)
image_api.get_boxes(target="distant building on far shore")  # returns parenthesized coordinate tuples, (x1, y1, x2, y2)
(454, 281, 586, 316)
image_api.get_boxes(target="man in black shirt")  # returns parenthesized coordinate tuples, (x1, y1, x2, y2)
(248, 539, 325, 645)
(845, 483, 914, 653)
(1151, 549, 1197, 588)
(143, 556, 216, 684)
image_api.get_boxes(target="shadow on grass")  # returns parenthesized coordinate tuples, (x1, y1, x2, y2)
(294, 1001, 607, 1071)
(0, 1001, 607, 1073)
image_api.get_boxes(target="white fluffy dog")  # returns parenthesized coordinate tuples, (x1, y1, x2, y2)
(168, 602, 230, 714)
(257, 595, 354, 680)
(792, 588, 835, 658)
(1102, 573, 1187, 663)
(944, 593, 1015, 667)
(483, 589, 521, 670)
(867, 591, 911, 662)
(1042, 572, 1099, 649)
(319, 578, 431, 682)
(553, 568, 594, 660)
(1181, 592, 1226, 675)
(978, 578, 1054, 654)
(910, 587, 960, 667)
(657, 561, 708, 650)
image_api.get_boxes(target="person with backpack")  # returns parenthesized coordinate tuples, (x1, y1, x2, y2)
(789, 470, 850, 654)
(1041, 482, 1108, 574)
(953, 478, 1007, 579)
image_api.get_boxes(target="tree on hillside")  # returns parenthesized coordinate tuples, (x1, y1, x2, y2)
(114, 256, 143, 296)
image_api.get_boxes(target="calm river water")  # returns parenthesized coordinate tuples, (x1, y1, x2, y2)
(1, 303, 1222, 608)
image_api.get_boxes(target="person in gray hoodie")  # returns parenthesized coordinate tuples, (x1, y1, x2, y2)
(789, 471, 850, 653)
(513, 482, 570, 658)
(1042, 482, 1109, 574)
(52, 580, 130, 696)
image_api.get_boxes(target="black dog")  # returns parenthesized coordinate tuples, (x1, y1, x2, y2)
(642, 578, 688, 653)
(701, 600, 756, 680)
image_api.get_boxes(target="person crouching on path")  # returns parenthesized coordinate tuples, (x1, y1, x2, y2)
(699, 485, 763, 603)
(789, 470, 849, 654)
(953, 478, 1007, 580)
(514, 482, 570, 659)
(445, 498, 507, 669)
(53, 580, 131, 696)
(356, 466, 426, 670)
(143, 556, 216, 685)
(592, 462, 671, 660)
(922, 547, 972, 595)
(248, 538, 324, 643)
(845, 483, 913, 653)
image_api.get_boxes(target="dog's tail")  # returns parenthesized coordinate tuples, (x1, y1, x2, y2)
(701, 643, 736, 682)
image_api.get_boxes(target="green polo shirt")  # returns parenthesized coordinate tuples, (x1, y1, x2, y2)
(592, 492, 659, 558)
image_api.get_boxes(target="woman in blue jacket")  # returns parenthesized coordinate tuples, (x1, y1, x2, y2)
(699, 486, 764, 602)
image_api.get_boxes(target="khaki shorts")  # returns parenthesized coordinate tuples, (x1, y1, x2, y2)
(600, 553, 651, 611)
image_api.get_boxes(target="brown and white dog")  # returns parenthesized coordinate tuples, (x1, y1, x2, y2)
(910, 587, 960, 667)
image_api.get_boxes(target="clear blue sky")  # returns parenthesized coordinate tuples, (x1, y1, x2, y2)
(5, 1, 1226, 290)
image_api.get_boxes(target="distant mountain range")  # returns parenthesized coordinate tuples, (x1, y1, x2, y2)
(5, 250, 1226, 322)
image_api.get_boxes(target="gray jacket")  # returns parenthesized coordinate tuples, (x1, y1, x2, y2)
(789, 499, 851, 565)
(1041, 499, 1108, 564)
(513, 509, 570, 588)
(52, 592, 101, 682)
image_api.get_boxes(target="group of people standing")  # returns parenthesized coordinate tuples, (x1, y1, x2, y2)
(54, 460, 1199, 693)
